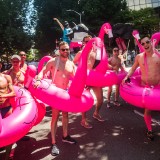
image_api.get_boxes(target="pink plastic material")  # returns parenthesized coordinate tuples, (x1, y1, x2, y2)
(120, 76, 160, 110)
(37, 56, 52, 73)
(24, 65, 37, 88)
(0, 86, 40, 147)
(151, 32, 160, 49)
(132, 30, 144, 53)
(29, 79, 94, 112)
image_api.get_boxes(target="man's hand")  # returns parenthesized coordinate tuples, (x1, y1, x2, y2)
(33, 80, 41, 88)
(122, 77, 130, 85)
(53, 18, 58, 21)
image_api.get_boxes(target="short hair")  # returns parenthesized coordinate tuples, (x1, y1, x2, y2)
(140, 35, 150, 43)
(82, 35, 92, 42)
(59, 41, 69, 48)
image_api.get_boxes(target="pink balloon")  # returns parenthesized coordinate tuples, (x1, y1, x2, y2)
(120, 76, 160, 110)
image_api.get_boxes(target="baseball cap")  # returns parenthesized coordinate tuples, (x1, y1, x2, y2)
(11, 55, 21, 61)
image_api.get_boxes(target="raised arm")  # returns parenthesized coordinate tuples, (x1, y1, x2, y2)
(53, 18, 64, 30)
(122, 54, 140, 84)
(34, 59, 53, 87)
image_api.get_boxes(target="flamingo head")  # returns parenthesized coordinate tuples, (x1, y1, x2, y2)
(102, 23, 113, 38)
(151, 32, 160, 48)
(132, 30, 140, 40)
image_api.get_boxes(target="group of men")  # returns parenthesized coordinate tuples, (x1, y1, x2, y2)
(0, 28, 160, 159)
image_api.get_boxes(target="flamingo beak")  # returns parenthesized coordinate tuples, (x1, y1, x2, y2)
(134, 34, 140, 40)
(95, 47, 101, 60)
(107, 29, 113, 38)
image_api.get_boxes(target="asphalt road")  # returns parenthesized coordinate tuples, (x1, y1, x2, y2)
(1, 87, 160, 160)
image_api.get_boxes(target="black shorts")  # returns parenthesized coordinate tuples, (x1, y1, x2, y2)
(0, 106, 12, 118)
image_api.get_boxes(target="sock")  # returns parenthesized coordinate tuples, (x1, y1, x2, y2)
(144, 115, 152, 131)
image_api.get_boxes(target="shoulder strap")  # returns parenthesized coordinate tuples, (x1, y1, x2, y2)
(52, 57, 60, 83)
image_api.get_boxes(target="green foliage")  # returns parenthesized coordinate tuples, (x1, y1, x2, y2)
(127, 8, 160, 36)
(34, 0, 129, 54)
(0, 0, 33, 60)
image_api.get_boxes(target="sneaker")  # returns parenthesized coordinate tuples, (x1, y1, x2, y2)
(81, 121, 93, 129)
(62, 135, 77, 144)
(147, 131, 154, 141)
(93, 114, 105, 122)
(51, 144, 60, 156)
(114, 101, 121, 107)
(107, 102, 111, 108)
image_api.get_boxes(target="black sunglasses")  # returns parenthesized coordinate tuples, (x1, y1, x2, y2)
(113, 49, 119, 52)
(141, 40, 150, 46)
(60, 48, 70, 52)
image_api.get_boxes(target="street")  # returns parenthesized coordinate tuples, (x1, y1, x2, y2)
(1, 87, 160, 160)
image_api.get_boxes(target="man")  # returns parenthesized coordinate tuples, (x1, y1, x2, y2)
(18, 51, 27, 72)
(107, 47, 126, 108)
(34, 41, 77, 156)
(73, 35, 105, 129)
(3, 55, 25, 87)
(53, 18, 72, 45)
(122, 36, 160, 140)
(0, 64, 16, 160)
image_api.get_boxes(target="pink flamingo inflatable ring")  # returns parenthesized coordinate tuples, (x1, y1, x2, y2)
(0, 86, 40, 147)
(29, 39, 109, 112)
(120, 76, 160, 111)
(84, 23, 119, 87)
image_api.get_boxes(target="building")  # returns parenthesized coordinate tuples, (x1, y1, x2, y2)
(127, 0, 160, 10)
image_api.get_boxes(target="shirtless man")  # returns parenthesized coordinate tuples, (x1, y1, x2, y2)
(0, 67, 15, 160)
(34, 41, 77, 156)
(19, 51, 27, 72)
(3, 55, 25, 87)
(107, 47, 126, 108)
(122, 36, 160, 140)
(74, 35, 105, 129)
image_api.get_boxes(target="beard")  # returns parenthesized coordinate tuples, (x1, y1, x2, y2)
(60, 52, 69, 58)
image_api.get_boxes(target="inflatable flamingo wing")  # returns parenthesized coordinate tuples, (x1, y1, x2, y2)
(132, 30, 144, 53)
(151, 32, 160, 49)
(0, 86, 39, 147)
(29, 79, 94, 112)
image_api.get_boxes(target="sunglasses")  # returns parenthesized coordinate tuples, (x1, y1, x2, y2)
(113, 49, 119, 52)
(12, 61, 20, 63)
(60, 48, 70, 52)
(141, 40, 150, 46)
(20, 54, 26, 56)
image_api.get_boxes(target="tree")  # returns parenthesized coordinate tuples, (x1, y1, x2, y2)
(126, 8, 160, 36)
(0, 0, 33, 62)
(33, 0, 128, 55)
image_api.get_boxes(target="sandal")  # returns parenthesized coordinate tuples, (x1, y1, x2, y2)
(107, 102, 111, 108)
(114, 101, 121, 107)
